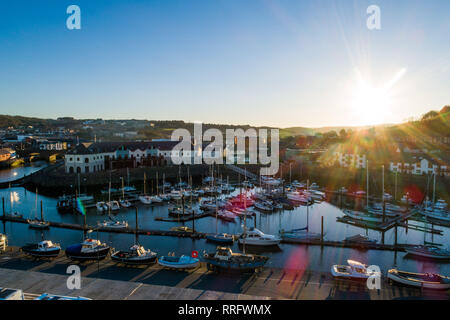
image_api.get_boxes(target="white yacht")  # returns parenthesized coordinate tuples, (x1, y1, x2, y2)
(238, 228, 281, 246)
(331, 260, 381, 280)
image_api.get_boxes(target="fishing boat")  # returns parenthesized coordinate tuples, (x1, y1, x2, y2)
(203, 247, 268, 272)
(344, 209, 383, 223)
(206, 232, 234, 244)
(65, 238, 110, 261)
(95, 201, 107, 212)
(404, 245, 450, 260)
(21, 240, 61, 258)
(387, 269, 450, 290)
(111, 244, 157, 265)
(331, 260, 381, 280)
(238, 228, 281, 246)
(158, 255, 199, 269)
(344, 234, 377, 245)
(279, 227, 322, 241)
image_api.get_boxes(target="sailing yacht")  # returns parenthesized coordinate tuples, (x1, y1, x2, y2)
(98, 216, 128, 229)
(27, 190, 50, 229)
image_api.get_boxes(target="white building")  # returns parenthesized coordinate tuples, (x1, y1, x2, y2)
(390, 158, 449, 176)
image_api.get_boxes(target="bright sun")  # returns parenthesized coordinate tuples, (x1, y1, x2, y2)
(350, 68, 406, 126)
(351, 82, 391, 125)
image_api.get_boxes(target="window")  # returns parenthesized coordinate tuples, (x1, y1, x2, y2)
(85, 158, 89, 163)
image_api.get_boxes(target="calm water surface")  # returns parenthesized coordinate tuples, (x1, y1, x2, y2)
(1, 185, 449, 276)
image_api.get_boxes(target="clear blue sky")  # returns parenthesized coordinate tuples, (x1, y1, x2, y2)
(0, 0, 449, 127)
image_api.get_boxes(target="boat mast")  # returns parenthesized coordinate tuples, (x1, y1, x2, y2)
(156, 171, 159, 196)
(122, 177, 125, 201)
(243, 182, 247, 255)
(432, 172, 436, 205)
(135, 207, 138, 245)
(108, 180, 112, 217)
(143, 172, 146, 195)
(366, 160, 369, 209)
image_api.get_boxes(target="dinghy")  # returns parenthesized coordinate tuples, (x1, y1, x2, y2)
(158, 255, 199, 269)
(387, 269, 450, 290)
(27, 219, 50, 230)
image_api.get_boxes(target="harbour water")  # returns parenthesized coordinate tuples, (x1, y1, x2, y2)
(0, 161, 48, 183)
(1, 185, 449, 276)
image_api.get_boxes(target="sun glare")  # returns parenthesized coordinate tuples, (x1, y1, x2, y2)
(349, 68, 406, 126)
(351, 82, 392, 125)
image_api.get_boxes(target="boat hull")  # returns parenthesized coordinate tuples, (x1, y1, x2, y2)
(387, 270, 450, 290)
(22, 245, 60, 258)
(65, 246, 110, 261)
(111, 252, 157, 265)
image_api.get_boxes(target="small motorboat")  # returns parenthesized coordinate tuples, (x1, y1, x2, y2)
(331, 260, 380, 280)
(111, 244, 157, 265)
(170, 226, 194, 232)
(344, 234, 377, 245)
(203, 247, 268, 272)
(158, 255, 199, 269)
(96, 201, 108, 212)
(107, 200, 121, 211)
(344, 209, 383, 223)
(119, 199, 132, 208)
(139, 195, 152, 204)
(206, 233, 234, 244)
(21, 240, 61, 258)
(404, 245, 450, 260)
(98, 217, 128, 229)
(27, 219, 50, 230)
(65, 238, 110, 261)
(387, 269, 450, 290)
(238, 228, 281, 246)
(279, 228, 322, 241)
